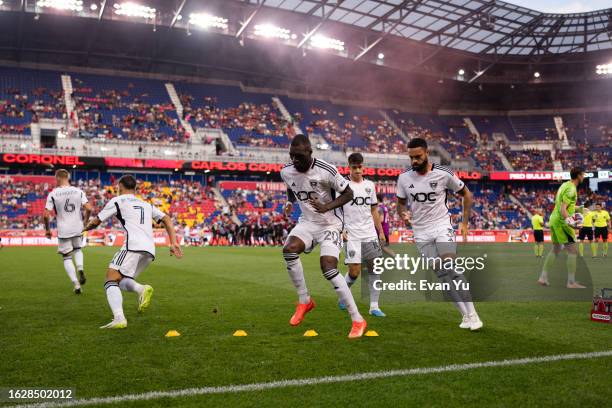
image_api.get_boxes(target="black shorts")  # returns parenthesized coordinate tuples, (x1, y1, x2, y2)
(578, 227, 593, 241)
(594, 227, 608, 241)
(533, 230, 544, 243)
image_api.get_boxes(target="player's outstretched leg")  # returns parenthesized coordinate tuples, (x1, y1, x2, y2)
(73, 248, 86, 285)
(101, 269, 127, 329)
(62, 253, 81, 294)
(283, 237, 314, 326)
(118, 277, 152, 313)
(321, 257, 366, 338)
(339, 265, 360, 311)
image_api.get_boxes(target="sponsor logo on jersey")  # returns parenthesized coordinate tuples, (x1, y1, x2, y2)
(295, 191, 317, 201)
(410, 192, 437, 202)
(350, 197, 373, 206)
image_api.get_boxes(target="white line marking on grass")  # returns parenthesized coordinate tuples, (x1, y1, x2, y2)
(11, 350, 612, 408)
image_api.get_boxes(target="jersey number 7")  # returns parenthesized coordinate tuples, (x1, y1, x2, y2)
(133, 206, 144, 224)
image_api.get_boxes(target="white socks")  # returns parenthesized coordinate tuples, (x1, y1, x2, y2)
(104, 281, 125, 321)
(283, 253, 310, 304)
(74, 249, 84, 272)
(325, 269, 363, 322)
(368, 271, 381, 310)
(119, 278, 144, 295)
(63, 256, 78, 286)
(345, 273, 357, 287)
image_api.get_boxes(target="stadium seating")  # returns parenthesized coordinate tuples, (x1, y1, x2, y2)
(72, 73, 186, 143)
(0, 67, 65, 136)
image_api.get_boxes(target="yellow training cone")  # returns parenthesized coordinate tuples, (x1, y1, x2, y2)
(233, 330, 248, 337)
(165, 330, 181, 337)
(303, 329, 318, 337)
(365, 330, 379, 337)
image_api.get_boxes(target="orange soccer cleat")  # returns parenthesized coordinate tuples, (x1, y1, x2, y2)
(348, 319, 367, 339)
(289, 298, 315, 326)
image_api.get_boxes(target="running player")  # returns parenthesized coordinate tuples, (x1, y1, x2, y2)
(591, 203, 610, 258)
(396, 138, 483, 330)
(44, 169, 92, 294)
(531, 209, 545, 258)
(281, 135, 367, 339)
(578, 204, 594, 258)
(340, 153, 386, 317)
(538, 168, 586, 289)
(83, 175, 183, 329)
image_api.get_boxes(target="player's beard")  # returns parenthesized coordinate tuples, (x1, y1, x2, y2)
(412, 158, 428, 172)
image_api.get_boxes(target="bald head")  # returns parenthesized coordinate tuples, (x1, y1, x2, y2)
(291, 134, 311, 148)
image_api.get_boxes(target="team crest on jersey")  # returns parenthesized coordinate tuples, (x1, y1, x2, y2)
(430, 182, 438, 189)
(310, 181, 317, 188)
(365, 187, 371, 194)
(349, 250, 356, 258)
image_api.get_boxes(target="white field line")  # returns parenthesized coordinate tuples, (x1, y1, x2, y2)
(11, 350, 612, 408)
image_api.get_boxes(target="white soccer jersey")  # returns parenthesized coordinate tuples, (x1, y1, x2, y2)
(97, 194, 166, 257)
(396, 164, 465, 232)
(343, 179, 378, 241)
(280, 158, 349, 227)
(45, 186, 88, 238)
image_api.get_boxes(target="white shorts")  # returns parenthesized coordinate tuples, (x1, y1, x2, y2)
(288, 221, 343, 258)
(57, 236, 83, 255)
(345, 239, 382, 264)
(109, 250, 154, 278)
(413, 223, 457, 259)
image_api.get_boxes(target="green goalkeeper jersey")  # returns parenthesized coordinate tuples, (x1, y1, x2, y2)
(550, 181, 577, 225)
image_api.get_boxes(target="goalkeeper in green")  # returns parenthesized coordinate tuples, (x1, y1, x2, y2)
(538, 167, 586, 289)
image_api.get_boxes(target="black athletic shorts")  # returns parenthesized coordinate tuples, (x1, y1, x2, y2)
(594, 227, 608, 241)
(533, 230, 544, 243)
(578, 227, 593, 241)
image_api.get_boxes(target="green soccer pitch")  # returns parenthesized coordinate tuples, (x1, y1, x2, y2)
(1, 244, 610, 408)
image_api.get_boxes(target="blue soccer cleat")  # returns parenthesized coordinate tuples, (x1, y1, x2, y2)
(369, 308, 386, 317)
(338, 301, 346, 311)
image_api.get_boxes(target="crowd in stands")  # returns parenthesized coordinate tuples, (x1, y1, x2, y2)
(180, 94, 294, 148)
(73, 78, 188, 143)
(504, 149, 553, 171)
(0, 86, 66, 135)
(556, 142, 611, 170)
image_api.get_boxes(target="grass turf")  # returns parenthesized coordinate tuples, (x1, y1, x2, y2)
(0, 244, 610, 407)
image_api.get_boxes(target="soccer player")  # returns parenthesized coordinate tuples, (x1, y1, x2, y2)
(396, 138, 483, 331)
(281, 135, 367, 339)
(538, 168, 586, 289)
(83, 175, 183, 329)
(44, 169, 92, 294)
(531, 209, 545, 258)
(577, 205, 594, 257)
(377, 193, 396, 257)
(340, 153, 387, 317)
(591, 203, 610, 258)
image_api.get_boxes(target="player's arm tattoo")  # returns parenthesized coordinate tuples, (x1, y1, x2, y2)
(83, 203, 93, 223)
(457, 186, 472, 226)
(83, 216, 102, 232)
(43, 209, 52, 233)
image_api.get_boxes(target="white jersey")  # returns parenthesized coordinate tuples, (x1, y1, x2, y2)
(343, 178, 378, 241)
(45, 186, 88, 238)
(97, 194, 166, 257)
(396, 164, 465, 232)
(280, 158, 349, 227)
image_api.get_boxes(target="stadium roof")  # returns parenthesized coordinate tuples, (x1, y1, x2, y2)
(254, 0, 612, 55)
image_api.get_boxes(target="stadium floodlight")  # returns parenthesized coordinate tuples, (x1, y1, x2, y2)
(596, 64, 611, 75)
(253, 24, 292, 40)
(36, 0, 84, 12)
(189, 13, 228, 30)
(113, 2, 156, 20)
(377, 53, 384, 60)
(458, 68, 465, 76)
(90, 3, 97, 11)
(0, 1, 4, 6)
(533, 72, 541, 78)
(310, 34, 344, 52)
